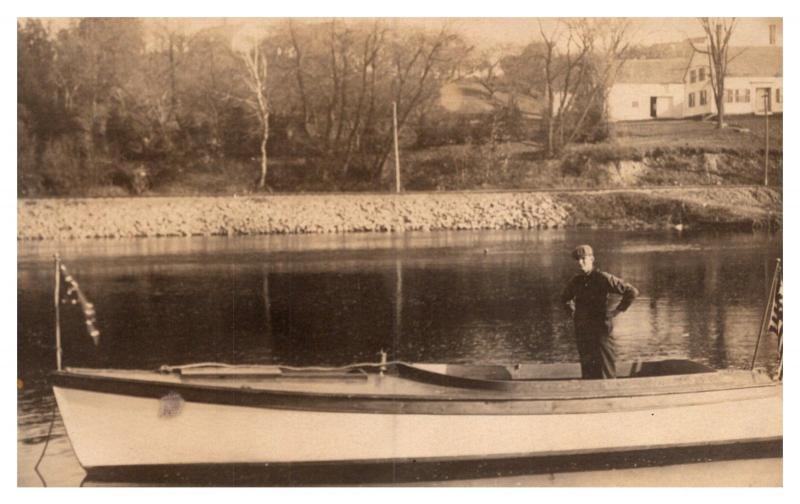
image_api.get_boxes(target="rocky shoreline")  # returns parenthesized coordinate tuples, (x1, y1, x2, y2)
(17, 187, 782, 241)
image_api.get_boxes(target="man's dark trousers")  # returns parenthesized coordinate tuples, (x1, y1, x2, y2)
(575, 318, 616, 379)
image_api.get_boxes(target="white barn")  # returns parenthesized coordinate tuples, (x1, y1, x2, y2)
(608, 58, 688, 121)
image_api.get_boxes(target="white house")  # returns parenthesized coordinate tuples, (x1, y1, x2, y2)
(684, 46, 782, 118)
(609, 45, 782, 121)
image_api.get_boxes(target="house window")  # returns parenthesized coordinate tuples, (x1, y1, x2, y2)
(726, 89, 733, 103)
(744, 89, 751, 103)
(777, 88, 781, 103)
(700, 90, 708, 106)
(699, 67, 706, 81)
(690, 70, 696, 83)
(632, 101, 639, 108)
(689, 92, 695, 107)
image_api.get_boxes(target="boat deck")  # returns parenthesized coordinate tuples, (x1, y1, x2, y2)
(59, 360, 779, 401)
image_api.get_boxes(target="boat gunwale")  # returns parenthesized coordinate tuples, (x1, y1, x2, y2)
(51, 363, 781, 417)
(54, 361, 778, 397)
(395, 361, 735, 392)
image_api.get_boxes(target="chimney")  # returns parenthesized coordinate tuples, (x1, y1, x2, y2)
(769, 24, 777, 45)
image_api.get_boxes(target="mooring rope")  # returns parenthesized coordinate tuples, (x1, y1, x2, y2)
(33, 399, 58, 487)
(159, 359, 414, 374)
(278, 360, 413, 371)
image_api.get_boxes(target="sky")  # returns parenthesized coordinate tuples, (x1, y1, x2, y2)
(37, 17, 783, 51)
(453, 18, 783, 48)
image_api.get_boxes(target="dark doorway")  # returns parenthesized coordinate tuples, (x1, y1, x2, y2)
(756, 88, 771, 114)
(650, 97, 657, 118)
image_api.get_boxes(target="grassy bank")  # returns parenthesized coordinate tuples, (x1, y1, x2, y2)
(402, 116, 783, 191)
(173, 116, 783, 195)
(18, 116, 782, 199)
(558, 187, 781, 230)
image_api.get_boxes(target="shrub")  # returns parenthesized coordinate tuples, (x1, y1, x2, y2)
(107, 163, 151, 195)
(84, 185, 131, 198)
(37, 137, 90, 195)
(414, 113, 495, 148)
(404, 143, 525, 190)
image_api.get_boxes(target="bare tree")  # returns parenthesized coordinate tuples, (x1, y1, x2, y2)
(182, 25, 240, 157)
(691, 18, 736, 129)
(539, 21, 588, 157)
(471, 44, 514, 103)
(470, 44, 517, 146)
(537, 20, 606, 157)
(372, 26, 466, 179)
(151, 19, 194, 125)
(339, 21, 386, 177)
(571, 18, 631, 144)
(282, 20, 388, 178)
(140, 21, 190, 156)
(277, 20, 467, 185)
(235, 30, 272, 190)
(507, 19, 629, 158)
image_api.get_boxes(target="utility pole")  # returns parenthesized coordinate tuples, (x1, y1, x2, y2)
(393, 101, 401, 193)
(764, 92, 770, 186)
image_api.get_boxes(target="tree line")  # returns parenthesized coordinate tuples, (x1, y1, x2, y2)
(24, 18, 721, 197)
(19, 19, 474, 195)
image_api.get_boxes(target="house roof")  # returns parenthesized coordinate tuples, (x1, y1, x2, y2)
(615, 46, 782, 86)
(726, 46, 782, 77)
(614, 58, 688, 84)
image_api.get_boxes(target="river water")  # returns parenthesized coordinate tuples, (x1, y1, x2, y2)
(17, 228, 782, 486)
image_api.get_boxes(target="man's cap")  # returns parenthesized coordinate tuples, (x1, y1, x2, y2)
(571, 244, 594, 260)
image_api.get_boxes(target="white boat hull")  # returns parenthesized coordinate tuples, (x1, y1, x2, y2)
(53, 384, 782, 469)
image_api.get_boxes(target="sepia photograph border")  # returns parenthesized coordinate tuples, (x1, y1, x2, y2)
(5, 0, 797, 500)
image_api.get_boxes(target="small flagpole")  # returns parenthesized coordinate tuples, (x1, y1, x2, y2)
(54, 254, 62, 371)
(751, 258, 781, 370)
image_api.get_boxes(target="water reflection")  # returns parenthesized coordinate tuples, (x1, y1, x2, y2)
(19, 230, 783, 370)
(17, 229, 782, 485)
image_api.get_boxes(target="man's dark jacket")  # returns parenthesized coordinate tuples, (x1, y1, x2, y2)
(560, 269, 639, 379)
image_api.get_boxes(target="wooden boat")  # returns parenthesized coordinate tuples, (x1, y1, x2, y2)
(47, 257, 782, 484)
(52, 358, 782, 482)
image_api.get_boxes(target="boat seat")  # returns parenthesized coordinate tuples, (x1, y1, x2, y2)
(444, 364, 513, 381)
(623, 359, 716, 378)
(442, 359, 716, 381)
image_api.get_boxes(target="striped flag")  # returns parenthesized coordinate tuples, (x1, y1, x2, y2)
(768, 272, 783, 380)
(59, 263, 101, 346)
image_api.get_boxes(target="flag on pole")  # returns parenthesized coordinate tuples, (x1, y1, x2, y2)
(768, 270, 783, 380)
(59, 263, 101, 346)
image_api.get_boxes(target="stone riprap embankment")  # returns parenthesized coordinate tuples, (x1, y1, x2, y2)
(17, 187, 781, 241)
(18, 193, 571, 240)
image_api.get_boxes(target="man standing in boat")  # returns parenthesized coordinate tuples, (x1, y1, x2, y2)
(561, 245, 639, 379)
